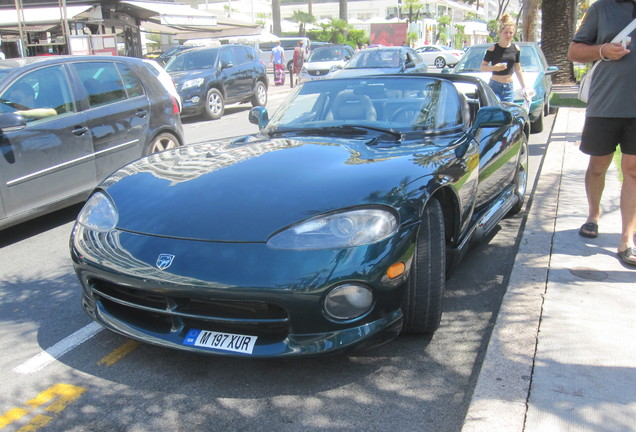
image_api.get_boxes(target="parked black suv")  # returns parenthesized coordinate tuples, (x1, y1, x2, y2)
(165, 44, 268, 120)
(0, 55, 184, 230)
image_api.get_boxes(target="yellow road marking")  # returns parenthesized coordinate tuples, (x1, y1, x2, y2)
(97, 339, 140, 366)
(17, 415, 52, 432)
(0, 384, 85, 431)
(0, 408, 28, 428)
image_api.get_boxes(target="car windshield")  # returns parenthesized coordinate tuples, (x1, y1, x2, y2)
(454, 45, 541, 73)
(166, 48, 219, 71)
(307, 47, 345, 62)
(344, 50, 402, 69)
(265, 76, 464, 135)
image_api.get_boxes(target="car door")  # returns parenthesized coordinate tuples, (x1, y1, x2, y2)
(0, 65, 94, 220)
(218, 46, 244, 103)
(71, 60, 150, 181)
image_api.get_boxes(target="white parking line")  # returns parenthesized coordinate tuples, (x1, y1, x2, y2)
(13, 322, 103, 375)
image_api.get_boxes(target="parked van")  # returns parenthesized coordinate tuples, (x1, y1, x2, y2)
(259, 37, 310, 72)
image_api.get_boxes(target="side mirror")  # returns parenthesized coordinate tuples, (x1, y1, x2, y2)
(221, 60, 234, 69)
(472, 106, 513, 130)
(405, 61, 415, 69)
(546, 66, 559, 75)
(0, 113, 27, 133)
(441, 66, 451, 74)
(249, 106, 269, 130)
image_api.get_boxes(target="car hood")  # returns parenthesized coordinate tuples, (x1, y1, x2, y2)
(304, 60, 345, 70)
(102, 136, 444, 242)
(456, 71, 542, 95)
(168, 69, 211, 85)
(332, 67, 403, 78)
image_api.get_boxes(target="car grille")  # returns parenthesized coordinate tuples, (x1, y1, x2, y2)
(89, 279, 290, 342)
(310, 69, 329, 76)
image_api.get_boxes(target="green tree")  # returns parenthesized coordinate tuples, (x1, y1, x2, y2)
(436, 16, 451, 45)
(401, 0, 423, 24)
(290, 10, 315, 36)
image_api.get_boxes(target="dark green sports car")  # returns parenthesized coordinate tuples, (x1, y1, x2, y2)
(71, 74, 529, 357)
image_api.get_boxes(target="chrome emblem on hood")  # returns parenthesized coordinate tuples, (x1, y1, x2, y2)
(156, 254, 175, 270)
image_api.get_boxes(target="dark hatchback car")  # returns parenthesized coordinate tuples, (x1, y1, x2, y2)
(165, 44, 268, 120)
(0, 55, 184, 230)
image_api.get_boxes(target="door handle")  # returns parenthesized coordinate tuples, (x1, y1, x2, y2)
(72, 126, 89, 136)
(136, 110, 148, 118)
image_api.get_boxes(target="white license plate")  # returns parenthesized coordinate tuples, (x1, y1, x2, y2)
(183, 329, 258, 354)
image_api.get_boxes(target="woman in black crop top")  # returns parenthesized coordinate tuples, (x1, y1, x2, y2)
(480, 14, 528, 103)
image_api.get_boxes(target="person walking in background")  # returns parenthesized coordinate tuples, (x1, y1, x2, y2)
(292, 40, 306, 86)
(480, 14, 528, 103)
(568, 0, 636, 267)
(270, 40, 286, 86)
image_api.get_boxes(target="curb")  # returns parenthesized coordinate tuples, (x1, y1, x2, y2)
(461, 108, 581, 432)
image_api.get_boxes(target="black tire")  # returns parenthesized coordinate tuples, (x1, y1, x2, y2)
(544, 98, 550, 117)
(531, 107, 544, 133)
(144, 132, 180, 156)
(402, 198, 446, 334)
(203, 88, 224, 120)
(251, 81, 267, 107)
(434, 57, 446, 68)
(508, 133, 529, 216)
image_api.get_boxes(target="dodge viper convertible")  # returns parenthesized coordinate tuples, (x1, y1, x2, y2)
(71, 74, 529, 358)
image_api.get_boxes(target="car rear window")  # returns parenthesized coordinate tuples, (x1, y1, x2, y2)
(72, 61, 133, 107)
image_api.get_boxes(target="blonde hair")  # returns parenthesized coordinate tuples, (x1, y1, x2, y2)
(498, 14, 516, 33)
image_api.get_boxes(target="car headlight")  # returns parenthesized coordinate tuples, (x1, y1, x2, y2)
(182, 78, 204, 90)
(301, 66, 307, 74)
(324, 284, 374, 321)
(77, 191, 118, 231)
(267, 208, 398, 250)
(329, 64, 343, 72)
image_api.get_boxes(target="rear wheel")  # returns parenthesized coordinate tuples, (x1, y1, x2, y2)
(203, 88, 224, 120)
(251, 81, 267, 107)
(434, 57, 446, 68)
(144, 132, 180, 156)
(402, 198, 446, 334)
(508, 133, 529, 216)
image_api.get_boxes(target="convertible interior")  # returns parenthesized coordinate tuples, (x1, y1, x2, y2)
(271, 75, 489, 133)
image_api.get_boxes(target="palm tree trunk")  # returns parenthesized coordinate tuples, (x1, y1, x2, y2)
(272, 0, 281, 35)
(541, 0, 577, 83)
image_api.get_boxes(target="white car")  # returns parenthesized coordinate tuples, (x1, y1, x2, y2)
(299, 45, 354, 81)
(416, 45, 464, 68)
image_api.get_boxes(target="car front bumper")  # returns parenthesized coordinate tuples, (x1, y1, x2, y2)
(71, 223, 416, 357)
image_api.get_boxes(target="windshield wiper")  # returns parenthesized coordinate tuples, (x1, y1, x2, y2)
(270, 125, 403, 142)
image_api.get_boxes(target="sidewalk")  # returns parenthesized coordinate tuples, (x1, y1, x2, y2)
(462, 106, 636, 431)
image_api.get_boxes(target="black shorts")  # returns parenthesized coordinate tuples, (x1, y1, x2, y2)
(580, 117, 636, 156)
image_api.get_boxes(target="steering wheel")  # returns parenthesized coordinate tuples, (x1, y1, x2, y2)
(390, 106, 426, 123)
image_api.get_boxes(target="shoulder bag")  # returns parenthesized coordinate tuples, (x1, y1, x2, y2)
(578, 18, 636, 103)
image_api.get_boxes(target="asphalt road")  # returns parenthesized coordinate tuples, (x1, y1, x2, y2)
(0, 92, 554, 432)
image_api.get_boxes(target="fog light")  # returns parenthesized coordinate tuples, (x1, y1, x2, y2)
(324, 284, 373, 321)
(191, 96, 200, 103)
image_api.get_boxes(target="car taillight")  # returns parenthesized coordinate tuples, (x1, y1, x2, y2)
(172, 97, 180, 114)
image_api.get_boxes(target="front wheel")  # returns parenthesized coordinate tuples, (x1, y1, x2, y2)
(508, 133, 529, 216)
(251, 81, 267, 107)
(402, 198, 446, 334)
(531, 107, 544, 133)
(144, 132, 180, 156)
(434, 57, 446, 68)
(203, 88, 224, 120)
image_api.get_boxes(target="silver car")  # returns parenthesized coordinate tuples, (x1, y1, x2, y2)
(0, 55, 184, 230)
(299, 45, 354, 81)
